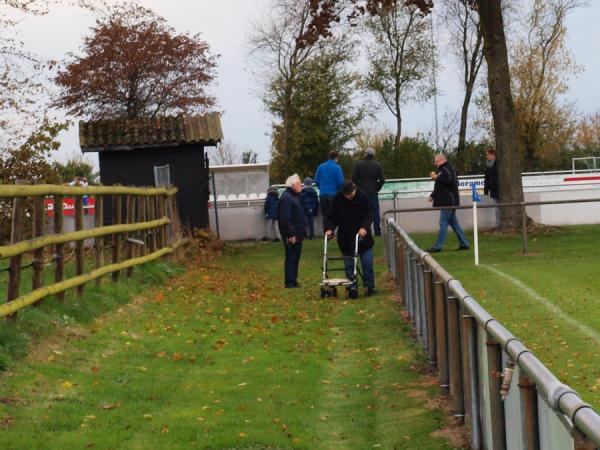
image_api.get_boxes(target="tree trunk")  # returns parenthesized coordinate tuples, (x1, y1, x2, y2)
(394, 113, 402, 151)
(456, 83, 474, 173)
(477, 0, 524, 229)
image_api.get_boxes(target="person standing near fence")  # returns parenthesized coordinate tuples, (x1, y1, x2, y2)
(263, 185, 281, 241)
(427, 154, 470, 253)
(300, 177, 318, 239)
(484, 148, 499, 199)
(314, 151, 344, 231)
(278, 174, 305, 288)
(352, 147, 385, 236)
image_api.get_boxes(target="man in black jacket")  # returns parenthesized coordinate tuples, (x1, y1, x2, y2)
(278, 174, 305, 288)
(324, 180, 376, 297)
(352, 147, 386, 236)
(484, 148, 499, 199)
(428, 154, 470, 253)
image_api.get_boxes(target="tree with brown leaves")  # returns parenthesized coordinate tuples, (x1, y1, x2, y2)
(55, 4, 218, 120)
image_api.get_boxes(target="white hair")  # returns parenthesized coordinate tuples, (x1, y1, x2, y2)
(285, 174, 301, 188)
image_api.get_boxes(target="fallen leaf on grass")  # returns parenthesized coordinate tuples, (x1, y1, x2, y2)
(155, 292, 165, 303)
(239, 432, 247, 438)
(161, 426, 169, 434)
(91, 366, 100, 373)
(100, 403, 120, 410)
(172, 352, 183, 362)
(143, 414, 152, 420)
(62, 381, 74, 389)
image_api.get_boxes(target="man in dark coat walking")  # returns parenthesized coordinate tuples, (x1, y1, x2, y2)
(428, 154, 469, 253)
(352, 147, 385, 236)
(324, 180, 376, 297)
(278, 174, 305, 288)
(484, 148, 499, 199)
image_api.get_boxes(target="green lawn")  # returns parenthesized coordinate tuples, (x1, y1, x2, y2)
(0, 239, 461, 449)
(411, 224, 600, 407)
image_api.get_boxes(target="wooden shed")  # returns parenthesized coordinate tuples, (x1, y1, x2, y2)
(79, 113, 223, 230)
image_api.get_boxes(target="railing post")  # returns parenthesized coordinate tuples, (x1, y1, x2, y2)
(155, 195, 165, 249)
(462, 314, 482, 450)
(94, 195, 104, 285)
(53, 194, 65, 300)
(75, 196, 85, 295)
(112, 194, 122, 282)
(486, 334, 507, 450)
(519, 374, 539, 450)
(447, 295, 464, 421)
(423, 270, 437, 365)
(32, 195, 45, 297)
(434, 280, 449, 394)
(6, 181, 27, 321)
(416, 261, 426, 347)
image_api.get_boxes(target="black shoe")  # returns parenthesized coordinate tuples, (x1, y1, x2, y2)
(261, 237, 268, 241)
(427, 247, 442, 253)
(285, 283, 299, 288)
(347, 287, 359, 299)
(366, 287, 376, 297)
(457, 245, 470, 251)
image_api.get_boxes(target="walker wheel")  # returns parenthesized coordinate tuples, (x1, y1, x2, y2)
(320, 288, 328, 298)
(331, 287, 338, 298)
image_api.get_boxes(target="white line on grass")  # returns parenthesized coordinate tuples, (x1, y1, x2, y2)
(481, 264, 600, 343)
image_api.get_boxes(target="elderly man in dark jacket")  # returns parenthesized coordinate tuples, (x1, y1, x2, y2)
(324, 180, 376, 297)
(352, 147, 385, 236)
(278, 174, 305, 288)
(428, 154, 469, 253)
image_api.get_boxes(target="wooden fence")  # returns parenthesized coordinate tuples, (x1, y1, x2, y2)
(0, 183, 188, 320)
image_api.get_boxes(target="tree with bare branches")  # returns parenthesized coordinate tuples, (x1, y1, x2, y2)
(364, 1, 434, 150)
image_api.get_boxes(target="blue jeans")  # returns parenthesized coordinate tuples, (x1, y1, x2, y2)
(367, 194, 381, 235)
(433, 209, 469, 250)
(343, 247, 375, 289)
(283, 240, 302, 287)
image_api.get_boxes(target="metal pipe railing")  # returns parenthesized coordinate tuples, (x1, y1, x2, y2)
(385, 218, 600, 449)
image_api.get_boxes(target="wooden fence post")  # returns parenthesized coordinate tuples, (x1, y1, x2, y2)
(75, 196, 85, 295)
(147, 195, 156, 253)
(138, 195, 147, 256)
(53, 194, 65, 300)
(155, 195, 164, 249)
(6, 180, 27, 321)
(126, 195, 135, 277)
(32, 195, 45, 299)
(94, 195, 104, 285)
(112, 194, 122, 282)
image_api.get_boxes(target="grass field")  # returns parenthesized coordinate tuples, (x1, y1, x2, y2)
(0, 239, 461, 449)
(411, 223, 600, 407)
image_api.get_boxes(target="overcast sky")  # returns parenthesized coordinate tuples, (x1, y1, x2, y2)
(13, 0, 600, 168)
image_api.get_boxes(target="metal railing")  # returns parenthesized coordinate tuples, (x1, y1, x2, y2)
(384, 219, 600, 450)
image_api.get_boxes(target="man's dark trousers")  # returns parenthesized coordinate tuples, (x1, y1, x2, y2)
(367, 194, 381, 235)
(283, 240, 302, 287)
(319, 196, 334, 231)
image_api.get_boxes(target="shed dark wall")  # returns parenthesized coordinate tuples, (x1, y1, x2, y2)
(98, 144, 209, 229)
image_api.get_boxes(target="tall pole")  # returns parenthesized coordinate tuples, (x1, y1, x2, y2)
(430, 10, 440, 151)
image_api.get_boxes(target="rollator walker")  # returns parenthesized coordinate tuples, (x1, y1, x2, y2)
(319, 233, 365, 299)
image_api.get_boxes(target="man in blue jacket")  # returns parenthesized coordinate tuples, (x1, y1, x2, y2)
(278, 174, 305, 288)
(314, 151, 344, 231)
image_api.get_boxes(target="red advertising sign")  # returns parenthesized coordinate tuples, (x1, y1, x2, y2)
(44, 196, 95, 217)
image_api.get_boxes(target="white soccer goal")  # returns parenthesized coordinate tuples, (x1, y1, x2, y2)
(572, 156, 600, 173)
